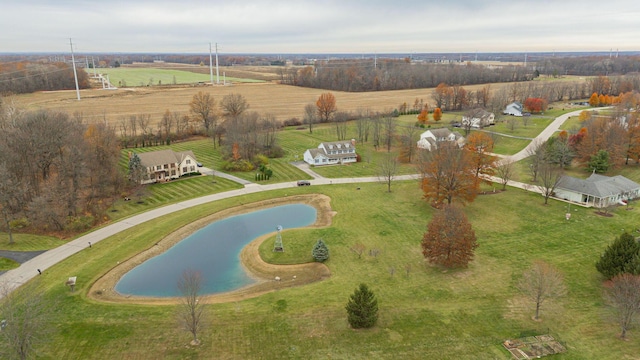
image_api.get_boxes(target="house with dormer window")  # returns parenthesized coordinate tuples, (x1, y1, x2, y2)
(303, 140, 357, 166)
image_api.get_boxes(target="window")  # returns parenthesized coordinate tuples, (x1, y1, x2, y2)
(186, 159, 191, 164)
(171, 163, 175, 168)
(171, 170, 176, 176)
(315, 159, 319, 164)
(183, 167, 187, 173)
(190, 166, 195, 172)
(164, 164, 168, 169)
(156, 165, 162, 170)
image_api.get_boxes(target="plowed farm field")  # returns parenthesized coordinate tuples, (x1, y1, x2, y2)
(14, 81, 513, 127)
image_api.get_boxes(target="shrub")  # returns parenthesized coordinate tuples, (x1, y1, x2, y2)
(312, 239, 329, 262)
(66, 215, 95, 231)
(345, 283, 378, 329)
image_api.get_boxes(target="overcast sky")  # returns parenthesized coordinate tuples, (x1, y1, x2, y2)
(1, 0, 639, 54)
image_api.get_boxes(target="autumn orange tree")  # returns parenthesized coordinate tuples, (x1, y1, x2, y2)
(575, 116, 627, 168)
(589, 93, 600, 107)
(419, 142, 478, 207)
(432, 107, 442, 122)
(421, 204, 478, 268)
(417, 106, 429, 123)
(316, 92, 337, 123)
(465, 132, 496, 182)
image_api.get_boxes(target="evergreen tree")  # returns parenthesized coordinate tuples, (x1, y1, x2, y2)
(345, 283, 378, 329)
(589, 150, 610, 173)
(596, 232, 640, 279)
(312, 238, 329, 262)
(128, 153, 145, 184)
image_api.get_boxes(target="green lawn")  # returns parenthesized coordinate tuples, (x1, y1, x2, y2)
(0, 233, 67, 251)
(0, 257, 19, 270)
(11, 180, 640, 359)
(100, 68, 264, 87)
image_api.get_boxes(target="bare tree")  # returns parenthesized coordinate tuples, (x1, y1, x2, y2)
(334, 111, 349, 140)
(160, 109, 174, 140)
(536, 163, 564, 205)
(378, 153, 399, 192)
(527, 139, 546, 182)
(606, 273, 640, 339)
(303, 103, 317, 134)
(398, 125, 420, 163)
(177, 269, 206, 346)
(518, 261, 567, 320)
(495, 158, 515, 190)
(189, 91, 218, 140)
(382, 116, 396, 152)
(221, 93, 249, 121)
(0, 283, 55, 360)
(356, 111, 371, 143)
(506, 117, 519, 132)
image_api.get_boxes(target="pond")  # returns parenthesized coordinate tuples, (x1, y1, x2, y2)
(115, 204, 317, 297)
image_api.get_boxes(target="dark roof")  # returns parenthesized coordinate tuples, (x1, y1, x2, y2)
(557, 174, 640, 198)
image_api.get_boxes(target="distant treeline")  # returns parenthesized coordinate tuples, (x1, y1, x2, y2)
(0, 62, 90, 94)
(536, 56, 640, 77)
(281, 56, 640, 93)
(281, 59, 534, 92)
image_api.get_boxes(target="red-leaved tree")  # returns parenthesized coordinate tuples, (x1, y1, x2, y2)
(524, 97, 548, 113)
(421, 204, 478, 268)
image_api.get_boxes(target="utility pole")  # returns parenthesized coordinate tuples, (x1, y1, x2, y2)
(215, 43, 220, 85)
(209, 42, 214, 84)
(69, 38, 81, 100)
(91, 56, 97, 77)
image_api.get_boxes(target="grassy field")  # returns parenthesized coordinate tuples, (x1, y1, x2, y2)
(11, 180, 640, 359)
(99, 68, 264, 88)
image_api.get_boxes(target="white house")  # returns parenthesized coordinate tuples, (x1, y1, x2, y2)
(303, 140, 357, 166)
(417, 128, 465, 151)
(135, 149, 199, 184)
(503, 102, 523, 117)
(554, 174, 640, 208)
(461, 110, 495, 128)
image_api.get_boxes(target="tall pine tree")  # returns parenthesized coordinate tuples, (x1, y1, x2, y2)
(345, 283, 378, 329)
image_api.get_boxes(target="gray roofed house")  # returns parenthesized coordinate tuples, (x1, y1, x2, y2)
(503, 102, 523, 117)
(554, 174, 640, 208)
(303, 140, 357, 166)
(135, 149, 199, 184)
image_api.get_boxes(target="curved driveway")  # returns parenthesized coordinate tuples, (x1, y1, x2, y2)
(0, 107, 597, 298)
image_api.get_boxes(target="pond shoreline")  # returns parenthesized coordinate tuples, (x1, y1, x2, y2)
(88, 194, 334, 305)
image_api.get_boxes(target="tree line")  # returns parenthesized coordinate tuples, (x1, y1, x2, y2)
(282, 59, 534, 92)
(0, 104, 122, 239)
(0, 61, 90, 94)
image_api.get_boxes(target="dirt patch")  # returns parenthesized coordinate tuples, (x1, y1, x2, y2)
(88, 194, 335, 305)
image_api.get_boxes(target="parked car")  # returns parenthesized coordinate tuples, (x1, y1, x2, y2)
(197, 162, 203, 167)
(297, 180, 311, 186)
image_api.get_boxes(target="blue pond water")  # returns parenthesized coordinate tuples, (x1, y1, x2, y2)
(115, 204, 317, 297)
